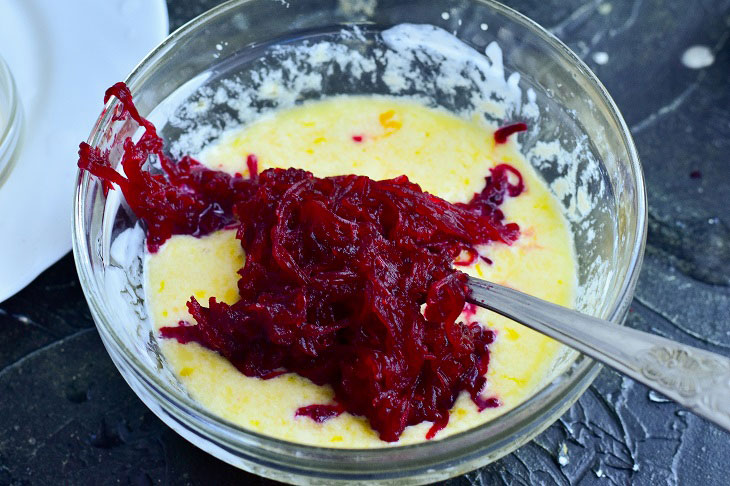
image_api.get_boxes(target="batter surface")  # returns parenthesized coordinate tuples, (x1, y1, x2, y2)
(144, 96, 576, 447)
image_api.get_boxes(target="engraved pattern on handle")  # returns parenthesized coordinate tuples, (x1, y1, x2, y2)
(638, 345, 730, 422)
(465, 276, 730, 432)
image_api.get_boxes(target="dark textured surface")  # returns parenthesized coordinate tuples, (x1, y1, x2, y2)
(1, 0, 729, 484)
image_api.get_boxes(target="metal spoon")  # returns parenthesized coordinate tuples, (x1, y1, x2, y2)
(466, 276, 730, 432)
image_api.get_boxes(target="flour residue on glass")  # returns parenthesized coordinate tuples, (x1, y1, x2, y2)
(162, 24, 542, 158)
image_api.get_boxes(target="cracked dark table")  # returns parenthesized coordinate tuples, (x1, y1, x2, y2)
(1, 1, 729, 484)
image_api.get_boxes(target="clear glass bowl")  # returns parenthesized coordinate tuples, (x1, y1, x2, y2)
(0, 53, 23, 188)
(72, 0, 646, 484)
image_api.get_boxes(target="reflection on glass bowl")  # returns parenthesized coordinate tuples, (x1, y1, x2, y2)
(0, 54, 23, 188)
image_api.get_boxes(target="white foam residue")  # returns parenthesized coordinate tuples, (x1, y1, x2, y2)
(681, 45, 714, 69)
(585, 227, 596, 244)
(173, 124, 222, 159)
(528, 139, 598, 223)
(483, 41, 506, 81)
(105, 223, 149, 339)
(333, 45, 377, 79)
(530, 140, 562, 166)
(551, 177, 571, 203)
(382, 25, 525, 119)
(213, 86, 228, 104)
(577, 187, 592, 215)
(523, 88, 539, 118)
(110, 224, 146, 268)
(306, 41, 331, 65)
(527, 135, 608, 317)
(592, 51, 609, 65)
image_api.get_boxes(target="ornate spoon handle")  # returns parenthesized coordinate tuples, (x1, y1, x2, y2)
(466, 276, 730, 432)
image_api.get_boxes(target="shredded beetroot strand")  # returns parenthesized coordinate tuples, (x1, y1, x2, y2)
(78, 83, 524, 442)
(493, 122, 528, 144)
(453, 247, 478, 266)
(246, 154, 259, 179)
(78, 83, 250, 252)
(295, 404, 345, 423)
(425, 414, 450, 440)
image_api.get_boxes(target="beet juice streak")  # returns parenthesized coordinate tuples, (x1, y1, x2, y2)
(78, 83, 526, 442)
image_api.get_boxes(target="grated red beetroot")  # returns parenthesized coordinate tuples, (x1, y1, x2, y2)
(493, 122, 527, 144)
(78, 83, 252, 252)
(295, 404, 346, 423)
(78, 83, 526, 442)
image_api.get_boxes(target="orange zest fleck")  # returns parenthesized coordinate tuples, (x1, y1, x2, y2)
(378, 110, 402, 137)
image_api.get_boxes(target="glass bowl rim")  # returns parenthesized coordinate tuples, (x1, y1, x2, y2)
(0, 55, 19, 143)
(72, 0, 647, 472)
(0, 53, 22, 180)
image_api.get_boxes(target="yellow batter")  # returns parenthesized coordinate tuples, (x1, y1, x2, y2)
(144, 96, 576, 447)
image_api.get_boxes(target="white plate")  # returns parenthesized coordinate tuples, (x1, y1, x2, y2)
(0, 0, 168, 302)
